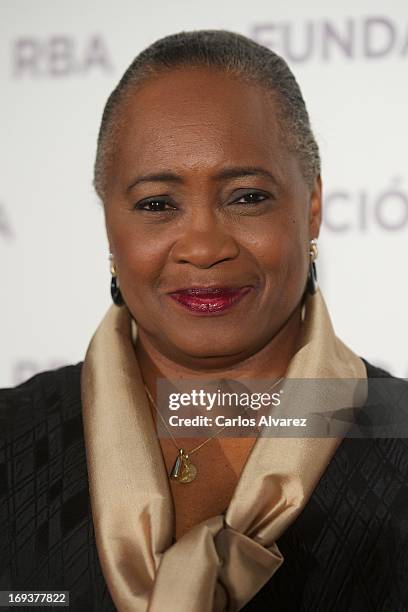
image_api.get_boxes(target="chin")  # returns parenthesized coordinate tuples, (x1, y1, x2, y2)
(167, 329, 255, 361)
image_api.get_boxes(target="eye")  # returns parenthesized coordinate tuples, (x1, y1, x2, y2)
(133, 197, 175, 212)
(232, 191, 269, 206)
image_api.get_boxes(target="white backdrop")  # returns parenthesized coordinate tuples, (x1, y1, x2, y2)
(1, 0, 407, 387)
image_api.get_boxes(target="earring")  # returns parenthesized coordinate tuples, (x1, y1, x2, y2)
(109, 253, 124, 306)
(306, 239, 318, 294)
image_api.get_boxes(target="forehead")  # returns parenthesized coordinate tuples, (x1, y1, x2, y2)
(112, 66, 290, 182)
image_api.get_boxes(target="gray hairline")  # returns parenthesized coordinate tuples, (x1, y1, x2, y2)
(94, 62, 321, 199)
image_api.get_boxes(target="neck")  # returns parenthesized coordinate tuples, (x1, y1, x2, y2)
(135, 304, 303, 401)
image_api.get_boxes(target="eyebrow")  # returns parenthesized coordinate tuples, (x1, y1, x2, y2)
(125, 165, 279, 192)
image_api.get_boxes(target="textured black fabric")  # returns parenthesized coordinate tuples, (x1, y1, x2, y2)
(0, 365, 114, 611)
(0, 361, 407, 611)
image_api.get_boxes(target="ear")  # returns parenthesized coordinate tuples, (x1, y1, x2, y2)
(309, 175, 322, 239)
(104, 212, 113, 256)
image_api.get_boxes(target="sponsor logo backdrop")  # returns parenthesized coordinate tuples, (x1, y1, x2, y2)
(1, 0, 407, 386)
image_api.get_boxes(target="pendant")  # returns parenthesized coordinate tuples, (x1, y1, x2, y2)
(170, 449, 197, 484)
(179, 456, 197, 483)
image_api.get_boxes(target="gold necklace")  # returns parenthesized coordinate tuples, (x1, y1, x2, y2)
(144, 377, 284, 484)
(144, 383, 228, 483)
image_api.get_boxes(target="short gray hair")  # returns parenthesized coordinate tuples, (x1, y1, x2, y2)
(94, 29, 321, 199)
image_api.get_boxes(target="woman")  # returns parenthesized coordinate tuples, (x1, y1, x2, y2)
(1, 30, 407, 611)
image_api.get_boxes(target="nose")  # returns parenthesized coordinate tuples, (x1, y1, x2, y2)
(170, 214, 240, 269)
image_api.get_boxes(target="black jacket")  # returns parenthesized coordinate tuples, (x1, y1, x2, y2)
(0, 361, 407, 611)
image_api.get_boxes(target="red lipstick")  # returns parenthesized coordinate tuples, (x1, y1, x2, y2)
(168, 286, 253, 315)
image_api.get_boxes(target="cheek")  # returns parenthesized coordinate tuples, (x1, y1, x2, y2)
(106, 212, 167, 294)
(117, 240, 165, 293)
(242, 213, 308, 288)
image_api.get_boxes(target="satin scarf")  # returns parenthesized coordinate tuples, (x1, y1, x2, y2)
(81, 290, 367, 611)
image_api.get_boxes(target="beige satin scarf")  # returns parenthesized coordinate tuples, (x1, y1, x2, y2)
(81, 290, 367, 612)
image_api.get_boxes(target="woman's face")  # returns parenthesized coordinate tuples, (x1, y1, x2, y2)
(103, 66, 321, 367)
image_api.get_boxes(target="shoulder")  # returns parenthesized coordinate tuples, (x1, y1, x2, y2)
(0, 363, 83, 434)
(361, 357, 408, 420)
(0, 363, 102, 599)
(360, 358, 408, 430)
(361, 358, 397, 379)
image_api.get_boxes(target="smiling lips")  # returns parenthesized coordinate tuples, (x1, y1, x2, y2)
(168, 286, 253, 314)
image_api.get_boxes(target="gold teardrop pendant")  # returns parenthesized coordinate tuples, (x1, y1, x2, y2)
(170, 449, 197, 484)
